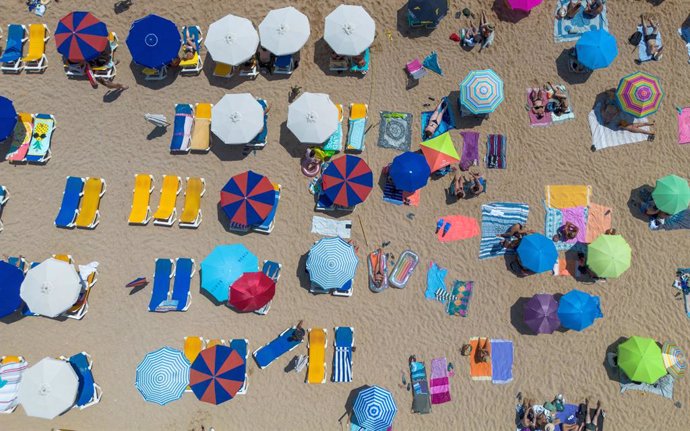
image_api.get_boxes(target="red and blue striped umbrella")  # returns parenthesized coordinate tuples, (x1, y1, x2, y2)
(321, 155, 373, 207)
(55, 11, 109, 62)
(221, 171, 276, 226)
(189, 345, 245, 405)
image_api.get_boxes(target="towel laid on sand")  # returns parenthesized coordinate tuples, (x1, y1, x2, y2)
(459, 131, 480, 170)
(479, 202, 530, 260)
(585, 203, 612, 243)
(561, 206, 588, 243)
(554, 404, 579, 431)
(553, 0, 608, 43)
(447, 280, 473, 317)
(544, 205, 588, 251)
(490, 339, 513, 384)
(620, 370, 674, 399)
(436, 215, 480, 242)
(546, 185, 591, 209)
(527, 89, 552, 126)
(589, 103, 650, 151)
(378, 111, 412, 151)
(485, 134, 506, 169)
(551, 84, 575, 124)
(426, 262, 448, 300)
(678, 107, 690, 145)
(469, 337, 492, 380)
(638, 25, 662, 63)
(430, 357, 451, 404)
(311, 216, 352, 238)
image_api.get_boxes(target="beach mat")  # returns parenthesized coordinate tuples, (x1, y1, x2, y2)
(585, 203, 612, 243)
(554, 404, 579, 431)
(429, 357, 451, 404)
(678, 107, 690, 144)
(546, 185, 591, 209)
(426, 261, 448, 300)
(420, 110, 452, 141)
(589, 103, 650, 151)
(527, 89, 552, 127)
(436, 215, 480, 242)
(553, 0, 608, 43)
(403, 189, 420, 206)
(659, 209, 690, 231)
(378, 111, 412, 152)
(638, 25, 662, 63)
(485, 134, 506, 169)
(561, 206, 588, 243)
(553, 257, 572, 277)
(459, 131, 479, 170)
(479, 202, 530, 260)
(469, 337, 492, 380)
(311, 216, 352, 238)
(620, 371, 674, 400)
(447, 280, 473, 317)
(490, 339, 513, 384)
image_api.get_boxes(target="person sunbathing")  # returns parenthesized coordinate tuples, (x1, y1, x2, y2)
(450, 172, 465, 200)
(352, 54, 366, 67)
(529, 88, 546, 119)
(584, 0, 604, 18)
(553, 221, 579, 241)
(461, 22, 479, 47)
(424, 100, 447, 138)
(566, 0, 582, 19)
(498, 223, 534, 239)
(580, 399, 604, 431)
(643, 201, 669, 219)
(475, 338, 490, 362)
(467, 171, 485, 196)
(618, 119, 656, 137)
(181, 28, 197, 61)
(547, 82, 570, 115)
(288, 320, 306, 342)
(641, 15, 663, 60)
(478, 11, 495, 52)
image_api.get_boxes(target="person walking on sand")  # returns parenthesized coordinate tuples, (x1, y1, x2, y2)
(96, 77, 128, 92)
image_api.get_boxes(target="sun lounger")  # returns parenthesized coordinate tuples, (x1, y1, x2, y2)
(91, 32, 119, 79)
(65, 352, 102, 409)
(142, 65, 167, 80)
(410, 359, 432, 414)
(6, 113, 32, 163)
(183, 335, 205, 391)
(272, 54, 294, 75)
(168, 258, 194, 311)
(246, 99, 269, 148)
(7, 256, 27, 274)
(55, 176, 85, 228)
(229, 339, 249, 394)
(190, 103, 212, 152)
(253, 327, 303, 369)
(148, 258, 174, 312)
(213, 62, 233, 78)
(406, 58, 427, 80)
(0, 356, 27, 414)
(153, 175, 182, 226)
(206, 338, 227, 348)
(254, 260, 282, 315)
(179, 26, 203, 75)
(330, 56, 349, 73)
(75, 177, 106, 229)
(323, 104, 344, 152)
(58, 255, 97, 320)
(170, 104, 193, 153)
(346, 103, 368, 152)
(128, 174, 154, 225)
(0, 25, 27, 73)
(350, 48, 369, 75)
(253, 184, 280, 234)
(0, 186, 6, 232)
(306, 328, 327, 384)
(332, 327, 354, 383)
(26, 113, 56, 163)
(332, 279, 353, 297)
(23, 24, 50, 73)
(179, 177, 205, 228)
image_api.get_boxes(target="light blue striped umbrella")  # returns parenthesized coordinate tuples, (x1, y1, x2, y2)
(306, 237, 358, 290)
(135, 347, 190, 405)
(353, 385, 397, 430)
(460, 69, 504, 114)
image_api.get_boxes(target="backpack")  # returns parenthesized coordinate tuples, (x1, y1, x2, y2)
(629, 30, 642, 46)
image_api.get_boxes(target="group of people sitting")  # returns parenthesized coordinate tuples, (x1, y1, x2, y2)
(449, 167, 485, 200)
(599, 89, 656, 139)
(557, 0, 605, 20)
(330, 50, 367, 68)
(459, 11, 496, 52)
(519, 395, 605, 431)
(529, 83, 570, 120)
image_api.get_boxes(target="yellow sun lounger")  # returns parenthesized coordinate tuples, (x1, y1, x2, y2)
(128, 174, 155, 225)
(179, 177, 205, 228)
(206, 338, 227, 348)
(306, 328, 327, 384)
(75, 177, 106, 229)
(213, 62, 233, 78)
(183, 336, 205, 391)
(153, 175, 182, 226)
(190, 103, 212, 152)
(23, 23, 50, 72)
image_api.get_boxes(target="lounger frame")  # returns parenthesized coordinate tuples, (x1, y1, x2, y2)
(76, 178, 107, 229)
(91, 32, 119, 80)
(143, 65, 167, 81)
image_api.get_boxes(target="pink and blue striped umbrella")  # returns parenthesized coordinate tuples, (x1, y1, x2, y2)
(460, 69, 504, 115)
(190, 346, 245, 405)
(55, 11, 109, 62)
(321, 155, 373, 207)
(221, 171, 276, 226)
(616, 71, 663, 118)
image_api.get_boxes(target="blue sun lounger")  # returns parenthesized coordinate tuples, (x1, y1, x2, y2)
(332, 327, 354, 382)
(65, 352, 102, 409)
(0, 24, 27, 72)
(230, 338, 249, 394)
(254, 185, 280, 234)
(170, 104, 193, 153)
(247, 99, 269, 148)
(148, 258, 174, 312)
(170, 258, 194, 311)
(55, 176, 85, 228)
(253, 327, 303, 369)
(254, 260, 282, 315)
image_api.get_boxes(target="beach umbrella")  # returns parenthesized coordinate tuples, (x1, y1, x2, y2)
(662, 343, 687, 379)
(55, 11, 109, 62)
(306, 237, 358, 291)
(0, 261, 24, 318)
(557, 289, 603, 332)
(126, 14, 181, 69)
(517, 233, 558, 273)
(321, 155, 373, 207)
(652, 175, 690, 215)
(229, 272, 275, 312)
(17, 357, 78, 419)
(144, 113, 170, 128)
(460, 69, 504, 115)
(352, 385, 398, 430)
(287, 93, 339, 144)
(507, 0, 543, 11)
(586, 234, 631, 278)
(407, 0, 449, 26)
(420, 132, 460, 173)
(211, 94, 264, 145)
(135, 347, 190, 405)
(524, 293, 560, 334)
(20, 258, 81, 318)
(205, 14, 259, 66)
(221, 171, 276, 227)
(389, 151, 430, 192)
(190, 345, 245, 405)
(0, 96, 17, 141)
(575, 29, 618, 70)
(258, 6, 310, 56)
(616, 71, 663, 118)
(618, 336, 667, 384)
(324, 5, 375, 56)
(201, 245, 259, 303)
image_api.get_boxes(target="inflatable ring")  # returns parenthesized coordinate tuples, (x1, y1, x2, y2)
(301, 159, 321, 177)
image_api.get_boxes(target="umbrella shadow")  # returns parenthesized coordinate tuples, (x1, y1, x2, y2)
(510, 297, 536, 336)
(603, 336, 628, 382)
(492, 0, 530, 23)
(395, 4, 434, 39)
(200, 54, 244, 90)
(296, 252, 313, 293)
(627, 184, 654, 222)
(128, 61, 178, 89)
(504, 254, 532, 278)
(314, 37, 340, 77)
(128, 282, 148, 296)
(146, 126, 167, 141)
(555, 49, 593, 85)
(0, 310, 25, 325)
(210, 135, 253, 162)
(278, 121, 304, 158)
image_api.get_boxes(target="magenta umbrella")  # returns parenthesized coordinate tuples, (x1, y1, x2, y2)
(507, 0, 543, 12)
(524, 294, 560, 334)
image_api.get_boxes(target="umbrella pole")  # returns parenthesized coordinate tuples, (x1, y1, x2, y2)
(357, 214, 369, 248)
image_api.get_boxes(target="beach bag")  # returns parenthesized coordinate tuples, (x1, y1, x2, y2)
(628, 30, 642, 46)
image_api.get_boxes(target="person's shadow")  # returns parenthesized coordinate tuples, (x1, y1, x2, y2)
(113, 0, 132, 14)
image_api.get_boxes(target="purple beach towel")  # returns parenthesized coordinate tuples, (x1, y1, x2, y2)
(678, 107, 690, 145)
(429, 357, 451, 404)
(490, 339, 513, 384)
(560, 206, 587, 244)
(459, 131, 479, 171)
(527, 89, 552, 127)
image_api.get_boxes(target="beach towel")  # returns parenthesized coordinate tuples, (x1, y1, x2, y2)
(429, 357, 451, 404)
(479, 202, 530, 260)
(311, 216, 352, 238)
(585, 203, 612, 243)
(550, 85, 576, 124)
(660, 209, 690, 231)
(561, 206, 588, 243)
(447, 280, 473, 317)
(459, 131, 479, 170)
(619, 371, 674, 399)
(324, 122, 343, 152)
(553, 0, 608, 43)
(436, 215, 480, 242)
(546, 185, 591, 209)
(678, 27, 690, 62)
(469, 337, 492, 380)
(544, 206, 566, 251)
(402, 189, 420, 206)
(544, 204, 588, 251)
(422, 51, 443, 76)
(426, 261, 448, 300)
(378, 111, 412, 151)
(347, 118, 366, 151)
(638, 25, 662, 63)
(527, 89, 552, 127)
(554, 404, 579, 431)
(678, 107, 690, 145)
(553, 257, 572, 277)
(486, 134, 506, 169)
(490, 339, 513, 384)
(589, 103, 650, 151)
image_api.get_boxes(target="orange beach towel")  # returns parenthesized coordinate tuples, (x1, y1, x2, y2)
(469, 337, 492, 380)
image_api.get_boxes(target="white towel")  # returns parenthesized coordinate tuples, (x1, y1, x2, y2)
(78, 261, 99, 284)
(311, 216, 352, 238)
(589, 104, 649, 151)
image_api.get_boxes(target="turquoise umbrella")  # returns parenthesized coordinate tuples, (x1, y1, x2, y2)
(201, 245, 258, 302)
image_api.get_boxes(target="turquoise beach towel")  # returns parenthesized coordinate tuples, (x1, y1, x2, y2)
(347, 118, 366, 151)
(554, 0, 608, 43)
(638, 25, 662, 62)
(426, 262, 447, 300)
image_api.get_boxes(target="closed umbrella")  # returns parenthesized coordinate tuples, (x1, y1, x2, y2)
(321, 155, 373, 207)
(212, 94, 264, 145)
(460, 69, 504, 114)
(201, 245, 258, 303)
(586, 234, 631, 278)
(352, 385, 398, 430)
(190, 345, 245, 405)
(306, 237, 358, 290)
(0, 96, 18, 141)
(507, 0, 543, 11)
(17, 357, 78, 419)
(144, 113, 170, 128)
(420, 132, 460, 172)
(324, 5, 375, 56)
(55, 11, 109, 62)
(229, 272, 275, 312)
(258, 7, 310, 56)
(205, 14, 259, 66)
(389, 151, 430, 192)
(662, 342, 687, 379)
(135, 347, 190, 405)
(220, 171, 276, 227)
(523, 293, 560, 334)
(407, 0, 449, 26)
(616, 71, 663, 118)
(0, 261, 24, 318)
(287, 93, 339, 143)
(618, 336, 667, 384)
(557, 289, 603, 331)
(517, 233, 558, 273)
(575, 29, 618, 70)
(126, 14, 181, 69)
(652, 175, 690, 215)
(20, 258, 81, 318)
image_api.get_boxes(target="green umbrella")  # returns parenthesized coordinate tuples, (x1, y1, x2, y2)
(586, 235, 631, 278)
(618, 336, 667, 384)
(652, 175, 690, 215)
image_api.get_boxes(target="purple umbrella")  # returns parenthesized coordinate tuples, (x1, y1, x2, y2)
(524, 294, 560, 334)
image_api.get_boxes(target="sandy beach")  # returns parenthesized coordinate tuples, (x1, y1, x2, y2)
(1, 0, 690, 429)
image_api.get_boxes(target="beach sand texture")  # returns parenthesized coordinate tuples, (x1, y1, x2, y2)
(1, 0, 689, 429)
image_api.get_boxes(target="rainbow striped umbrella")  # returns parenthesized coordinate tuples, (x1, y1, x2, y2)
(190, 345, 245, 405)
(616, 71, 663, 118)
(460, 69, 504, 115)
(321, 155, 373, 207)
(55, 11, 109, 62)
(662, 343, 687, 379)
(221, 171, 276, 227)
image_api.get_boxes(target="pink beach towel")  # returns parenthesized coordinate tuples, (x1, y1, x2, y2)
(459, 131, 480, 171)
(430, 357, 451, 404)
(437, 215, 480, 242)
(585, 203, 612, 243)
(527, 89, 552, 127)
(678, 107, 690, 144)
(560, 206, 587, 244)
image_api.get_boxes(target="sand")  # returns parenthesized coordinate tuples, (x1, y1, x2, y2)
(1, 0, 689, 429)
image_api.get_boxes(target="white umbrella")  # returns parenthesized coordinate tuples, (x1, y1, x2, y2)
(258, 6, 310, 56)
(205, 14, 259, 66)
(18, 357, 78, 419)
(144, 113, 170, 128)
(287, 92, 339, 143)
(211, 93, 265, 144)
(20, 258, 81, 318)
(324, 5, 376, 56)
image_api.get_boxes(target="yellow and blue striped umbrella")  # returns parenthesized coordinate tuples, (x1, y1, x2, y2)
(662, 343, 687, 379)
(460, 69, 504, 115)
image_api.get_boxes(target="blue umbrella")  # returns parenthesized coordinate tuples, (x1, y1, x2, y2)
(575, 29, 618, 70)
(135, 347, 190, 405)
(389, 152, 430, 192)
(517, 233, 558, 273)
(0, 96, 18, 142)
(353, 385, 398, 430)
(557, 290, 603, 331)
(126, 14, 181, 69)
(306, 237, 358, 290)
(0, 261, 24, 317)
(201, 245, 258, 303)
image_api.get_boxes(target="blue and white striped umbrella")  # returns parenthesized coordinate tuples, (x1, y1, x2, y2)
(306, 237, 358, 290)
(460, 69, 504, 115)
(353, 385, 397, 430)
(135, 347, 190, 405)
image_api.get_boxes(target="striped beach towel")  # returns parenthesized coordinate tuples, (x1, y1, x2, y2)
(589, 104, 649, 151)
(486, 134, 506, 169)
(479, 202, 530, 260)
(332, 327, 353, 383)
(430, 357, 451, 404)
(0, 359, 27, 412)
